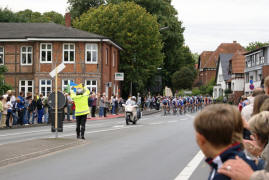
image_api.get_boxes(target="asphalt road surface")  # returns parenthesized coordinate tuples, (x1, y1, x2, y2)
(0, 112, 210, 180)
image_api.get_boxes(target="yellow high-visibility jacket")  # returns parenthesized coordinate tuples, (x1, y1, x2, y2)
(70, 87, 90, 116)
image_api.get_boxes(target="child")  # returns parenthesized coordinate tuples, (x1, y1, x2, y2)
(194, 104, 259, 180)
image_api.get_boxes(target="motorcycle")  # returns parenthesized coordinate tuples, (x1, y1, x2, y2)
(122, 104, 141, 125)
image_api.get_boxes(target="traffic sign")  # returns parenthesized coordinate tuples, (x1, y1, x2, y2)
(115, 72, 124, 81)
(250, 84, 254, 90)
(250, 80, 253, 84)
(49, 63, 66, 78)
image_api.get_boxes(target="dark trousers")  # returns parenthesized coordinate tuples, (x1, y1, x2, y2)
(104, 107, 107, 117)
(91, 106, 96, 117)
(17, 109, 24, 125)
(76, 115, 87, 138)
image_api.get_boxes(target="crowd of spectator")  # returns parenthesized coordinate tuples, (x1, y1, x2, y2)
(195, 76, 269, 180)
(0, 89, 126, 128)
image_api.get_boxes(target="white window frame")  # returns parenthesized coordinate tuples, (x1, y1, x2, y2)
(85, 80, 98, 93)
(21, 46, 33, 65)
(39, 79, 52, 97)
(19, 80, 34, 97)
(85, 43, 98, 64)
(106, 48, 108, 65)
(40, 43, 52, 63)
(0, 46, 4, 65)
(63, 43, 75, 63)
(112, 51, 115, 67)
(62, 79, 74, 91)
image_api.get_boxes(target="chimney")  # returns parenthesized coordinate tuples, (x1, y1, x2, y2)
(65, 13, 71, 27)
(233, 41, 237, 43)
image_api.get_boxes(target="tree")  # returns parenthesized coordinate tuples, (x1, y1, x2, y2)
(43, 11, 65, 24)
(0, 66, 12, 95)
(246, 41, 269, 52)
(67, 0, 106, 19)
(108, 0, 193, 90)
(0, 8, 64, 24)
(73, 2, 163, 97)
(0, 8, 26, 22)
(171, 66, 196, 91)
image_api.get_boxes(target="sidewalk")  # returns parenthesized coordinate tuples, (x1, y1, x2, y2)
(0, 138, 87, 167)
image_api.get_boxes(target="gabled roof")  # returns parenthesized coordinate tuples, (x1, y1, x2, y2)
(230, 51, 246, 74)
(0, 23, 122, 50)
(205, 42, 245, 68)
(198, 51, 214, 69)
(215, 54, 234, 82)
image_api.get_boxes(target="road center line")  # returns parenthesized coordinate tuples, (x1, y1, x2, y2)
(174, 150, 204, 180)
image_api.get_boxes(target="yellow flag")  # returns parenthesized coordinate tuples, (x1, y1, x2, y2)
(75, 83, 83, 89)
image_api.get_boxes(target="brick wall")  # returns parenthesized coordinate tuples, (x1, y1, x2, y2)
(262, 65, 269, 79)
(1, 41, 120, 96)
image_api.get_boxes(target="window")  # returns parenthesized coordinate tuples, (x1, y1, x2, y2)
(260, 56, 265, 64)
(63, 43, 75, 63)
(259, 73, 262, 81)
(40, 43, 52, 63)
(62, 79, 74, 91)
(19, 80, 33, 97)
(106, 48, 108, 65)
(85, 44, 98, 63)
(251, 55, 255, 66)
(85, 80, 97, 93)
(256, 54, 259, 65)
(112, 51, 116, 67)
(250, 75, 253, 81)
(40, 79, 52, 97)
(21, 46, 32, 65)
(0, 47, 4, 64)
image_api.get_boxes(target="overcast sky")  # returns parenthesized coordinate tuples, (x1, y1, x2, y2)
(1, 0, 269, 53)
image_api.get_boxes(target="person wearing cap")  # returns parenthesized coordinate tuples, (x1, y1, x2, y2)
(71, 85, 90, 140)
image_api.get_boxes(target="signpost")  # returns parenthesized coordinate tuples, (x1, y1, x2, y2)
(49, 63, 66, 138)
(249, 80, 254, 90)
(115, 72, 124, 81)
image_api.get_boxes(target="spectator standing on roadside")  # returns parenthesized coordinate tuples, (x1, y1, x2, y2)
(88, 93, 93, 119)
(241, 88, 264, 122)
(0, 96, 3, 128)
(36, 94, 44, 124)
(17, 92, 25, 125)
(29, 95, 37, 124)
(42, 96, 49, 124)
(111, 95, 116, 115)
(103, 93, 108, 117)
(99, 94, 105, 117)
(1, 96, 7, 128)
(6, 96, 13, 128)
(91, 93, 97, 117)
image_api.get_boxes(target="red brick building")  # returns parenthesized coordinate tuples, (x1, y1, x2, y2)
(0, 23, 122, 97)
(197, 41, 245, 86)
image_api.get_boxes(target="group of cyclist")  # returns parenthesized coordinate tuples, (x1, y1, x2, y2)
(161, 96, 213, 115)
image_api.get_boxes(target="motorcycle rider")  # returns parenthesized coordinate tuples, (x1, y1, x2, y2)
(126, 96, 141, 118)
(71, 85, 90, 140)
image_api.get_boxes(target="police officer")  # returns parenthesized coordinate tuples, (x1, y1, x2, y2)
(71, 85, 90, 140)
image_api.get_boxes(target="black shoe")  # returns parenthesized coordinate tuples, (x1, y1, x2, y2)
(77, 135, 80, 139)
(81, 136, 85, 140)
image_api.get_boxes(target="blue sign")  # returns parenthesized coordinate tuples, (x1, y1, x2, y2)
(250, 80, 253, 84)
(250, 84, 254, 90)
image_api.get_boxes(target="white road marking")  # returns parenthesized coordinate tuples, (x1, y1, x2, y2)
(168, 120, 177, 123)
(150, 122, 163, 125)
(180, 118, 189, 121)
(174, 150, 204, 180)
(113, 125, 125, 128)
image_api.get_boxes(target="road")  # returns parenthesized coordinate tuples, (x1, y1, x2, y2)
(0, 112, 209, 180)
